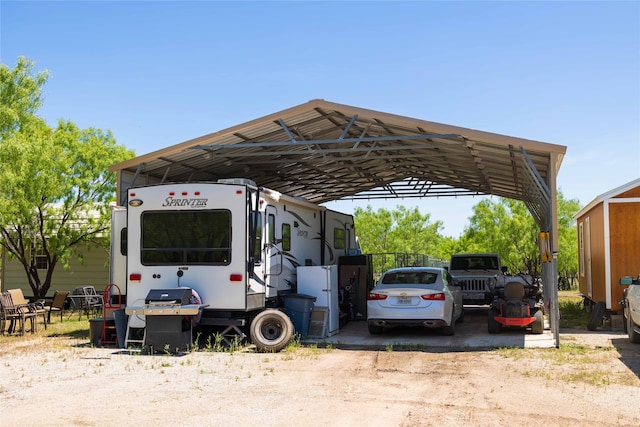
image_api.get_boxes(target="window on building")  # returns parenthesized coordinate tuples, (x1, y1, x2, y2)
(35, 245, 48, 270)
(579, 221, 584, 277)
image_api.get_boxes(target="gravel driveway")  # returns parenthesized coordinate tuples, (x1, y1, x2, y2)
(1, 326, 639, 427)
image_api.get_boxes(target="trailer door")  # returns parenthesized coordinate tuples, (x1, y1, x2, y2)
(264, 205, 282, 298)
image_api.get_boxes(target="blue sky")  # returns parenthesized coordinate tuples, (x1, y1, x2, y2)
(1, 1, 639, 237)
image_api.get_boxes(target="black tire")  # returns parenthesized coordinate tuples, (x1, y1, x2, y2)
(587, 301, 606, 331)
(456, 307, 465, 324)
(441, 312, 456, 336)
(628, 311, 640, 344)
(530, 310, 544, 334)
(367, 321, 383, 335)
(488, 308, 502, 334)
(622, 302, 628, 333)
(249, 309, 294, 352)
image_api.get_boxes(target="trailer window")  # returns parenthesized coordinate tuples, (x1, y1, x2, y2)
(120, 227, 127, 256)
(334, 227, 346, 249)
(282, 223, 291, 251)
(252, 212, 262, 263)
(268, 214, 275, 244)
(141, 210, 231, 265)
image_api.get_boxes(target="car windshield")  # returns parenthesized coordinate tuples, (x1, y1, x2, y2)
(381, 271, 438, 285)
(451, 257, 497, 270)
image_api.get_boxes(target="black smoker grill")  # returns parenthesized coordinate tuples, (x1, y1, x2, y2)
(145, 288, 192, 305)
(141, 288, 198, 353)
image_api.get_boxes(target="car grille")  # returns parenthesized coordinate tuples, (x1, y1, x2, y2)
(458, 279, 489, 292)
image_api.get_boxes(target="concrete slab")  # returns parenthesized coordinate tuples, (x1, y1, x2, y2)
(302, 307, 556, 351)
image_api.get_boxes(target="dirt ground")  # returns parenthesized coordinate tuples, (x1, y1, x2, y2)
(1, 329, 639, 427)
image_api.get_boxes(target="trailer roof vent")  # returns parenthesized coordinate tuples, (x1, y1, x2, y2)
(217, 178, 257, 187)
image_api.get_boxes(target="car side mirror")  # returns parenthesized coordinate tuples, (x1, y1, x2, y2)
(620, 276, 640, 285)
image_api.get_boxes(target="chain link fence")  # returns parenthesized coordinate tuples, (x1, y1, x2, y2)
(369, 252, 448, 282)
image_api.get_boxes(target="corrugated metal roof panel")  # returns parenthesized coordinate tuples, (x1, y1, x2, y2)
(110, 99, 566, 228)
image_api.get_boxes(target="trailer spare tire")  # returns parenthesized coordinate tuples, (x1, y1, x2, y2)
(587, 300, 606, 331)
(250, 309, 294, 352)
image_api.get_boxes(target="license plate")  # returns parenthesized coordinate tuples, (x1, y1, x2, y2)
(466, 292, 485, 300)
(397, 296, 412, 305)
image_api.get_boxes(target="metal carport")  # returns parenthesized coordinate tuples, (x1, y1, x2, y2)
(109, 99, 567, 346)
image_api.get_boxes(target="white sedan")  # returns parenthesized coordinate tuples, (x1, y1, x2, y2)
(367, 267, 463, 335)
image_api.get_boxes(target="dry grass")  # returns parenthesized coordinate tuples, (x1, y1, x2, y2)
(3, 301, 637, 390)
(497, 341, 640, 388)
(0, 314, 92, 355)
(558, 290, 590, 329)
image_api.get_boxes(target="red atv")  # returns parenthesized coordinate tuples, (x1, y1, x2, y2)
(488, 278, 544, 334)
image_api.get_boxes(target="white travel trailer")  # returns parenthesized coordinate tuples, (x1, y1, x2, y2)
(111, 179, 357, 351)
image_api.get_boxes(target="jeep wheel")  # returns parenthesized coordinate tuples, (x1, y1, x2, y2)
(488, 308, 502, 334)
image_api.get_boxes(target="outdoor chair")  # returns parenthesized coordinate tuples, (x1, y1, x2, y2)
(0, 291, 37, 335)
(0, 296, 7, 334)
(82, 286, 102, 309)
(70, 286, 103, 319)
(7, 288, 47, 330)
(44, 290, 70, 323)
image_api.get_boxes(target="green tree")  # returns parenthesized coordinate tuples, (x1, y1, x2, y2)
(0, 57, 134, 298)
(388, 206, 444, 255)
(556, 194, 581, 286)
(353, 206, 393, 255)
(461, 198, 539, 275)
(459, 194, 580, 280)
(354, 205, 447, 273)
(0, 56, 49, 137)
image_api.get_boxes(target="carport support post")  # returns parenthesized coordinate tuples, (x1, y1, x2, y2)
(546, 161, 561, 348)
(541, 250, 560, 348)
(551, 252, 560, 348)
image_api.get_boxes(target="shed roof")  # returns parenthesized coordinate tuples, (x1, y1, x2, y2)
(574, 177, 640, 218)
(110, 99, 566, 228)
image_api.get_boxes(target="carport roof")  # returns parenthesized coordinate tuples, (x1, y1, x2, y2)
(110, 99, 566, 227)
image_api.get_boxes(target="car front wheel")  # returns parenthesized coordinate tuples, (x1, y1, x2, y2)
(627, 311, 640, 344)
